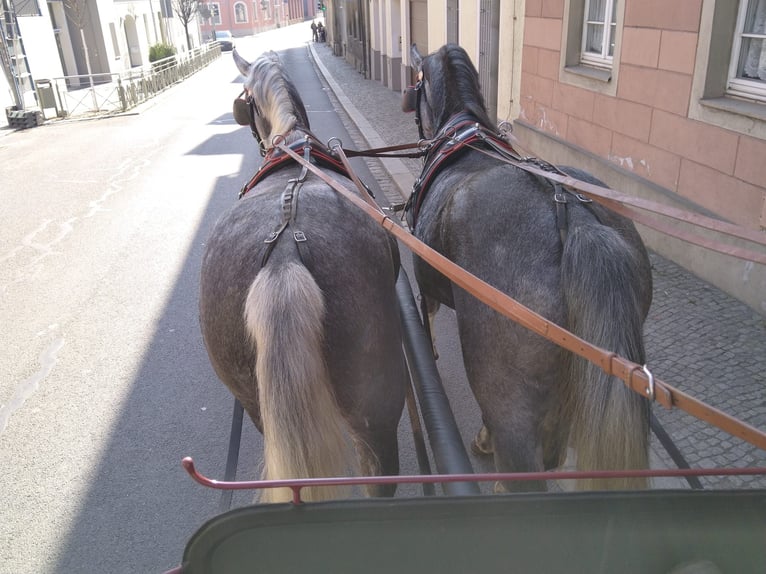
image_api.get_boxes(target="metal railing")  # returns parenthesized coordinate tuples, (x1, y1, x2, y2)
(36, 43, 222, 120)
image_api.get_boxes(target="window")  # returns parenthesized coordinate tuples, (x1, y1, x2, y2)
(14, 0, 41, 16)
(234, 2, 247, 23)
(728, 0, 766, 102)
(109, 22, 121, 60)
(211, 3, 222, 25)
(689, 0, 766, 138)
(560, 0, 624, 93)
(581, 0, 617, 69)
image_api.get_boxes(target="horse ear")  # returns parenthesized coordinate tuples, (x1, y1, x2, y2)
(410, 44, 423, 69)
(233, 49, 251, 78)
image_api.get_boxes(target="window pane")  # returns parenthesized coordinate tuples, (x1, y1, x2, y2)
(744, 0, 766, 35)
(586, 24, 604, 54)
(587, 0, 606, 23)
(738, 37, 766, 81)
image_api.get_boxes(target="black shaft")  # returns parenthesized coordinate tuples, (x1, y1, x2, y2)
(396, 269, 480, 496)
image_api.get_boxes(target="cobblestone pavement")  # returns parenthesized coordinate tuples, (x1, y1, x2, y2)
(307, 41, 766, 489)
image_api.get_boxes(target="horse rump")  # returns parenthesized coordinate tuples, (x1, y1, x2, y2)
(244, 261, 359, 502)
(561, 223, 650, 489)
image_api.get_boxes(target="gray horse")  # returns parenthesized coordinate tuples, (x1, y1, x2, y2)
(403, 44, 653, 491)
(199, 50, 406, 502)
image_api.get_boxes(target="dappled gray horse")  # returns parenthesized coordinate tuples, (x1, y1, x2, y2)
(403, 44, 653, 491)
(199, 50, 406, 502)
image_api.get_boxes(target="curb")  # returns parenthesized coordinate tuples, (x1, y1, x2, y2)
(307, 42, 413, 201)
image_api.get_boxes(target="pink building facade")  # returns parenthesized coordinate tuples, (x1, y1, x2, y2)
(200, 0, 310, 38)
(515, 0, 766, 312)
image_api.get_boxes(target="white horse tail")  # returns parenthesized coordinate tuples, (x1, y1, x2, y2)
(561, 224, 650, 490)
(244, 262, 358, 502)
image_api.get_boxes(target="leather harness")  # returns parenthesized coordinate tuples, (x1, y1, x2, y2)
(404, 111, 594, 242)
(233, 92, 355, 269)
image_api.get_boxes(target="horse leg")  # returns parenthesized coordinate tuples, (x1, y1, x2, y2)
(474, 399, 569, 468)
(489, 414, 547, 493)
(541, 388, 573, 470)
(470, 366, 551, 492)
(354, 426, 400, 497)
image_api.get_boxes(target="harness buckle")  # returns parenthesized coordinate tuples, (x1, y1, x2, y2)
(385, 202, 407, 213)
(575, 193, 593, 203)
(265, 222, 288, 244)
(553, 192, 568, 204)
(293, 231, 307, 242)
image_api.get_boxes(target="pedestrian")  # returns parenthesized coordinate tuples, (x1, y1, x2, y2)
(311, 20, 318, 42)
(317, 21, 325, 42)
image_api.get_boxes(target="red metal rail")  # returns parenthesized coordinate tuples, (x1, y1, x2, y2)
(181, 457, 766, 505)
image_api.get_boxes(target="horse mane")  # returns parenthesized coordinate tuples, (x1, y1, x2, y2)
(425, 44, 494, 131)
(247, 51, 311, 144)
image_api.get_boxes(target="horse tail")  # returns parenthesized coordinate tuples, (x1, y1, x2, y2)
(244, 262, 358, 502)
(561, 224, 650, 490)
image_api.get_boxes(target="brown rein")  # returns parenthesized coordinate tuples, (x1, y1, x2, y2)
(276, 140, 766, 453)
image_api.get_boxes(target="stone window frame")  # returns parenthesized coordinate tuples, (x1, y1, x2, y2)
(560, 0, 625, 96)
(690, 0, 766, 139)
(234, 2, 248, 24)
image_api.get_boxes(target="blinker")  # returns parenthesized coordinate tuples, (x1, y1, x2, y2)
(402, 86, 417, 113)
(233, 96, 251, 126)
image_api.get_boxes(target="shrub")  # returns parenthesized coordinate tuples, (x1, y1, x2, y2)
(149, 43, 177, 63)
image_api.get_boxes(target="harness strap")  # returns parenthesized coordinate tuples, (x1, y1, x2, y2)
(239, 138, 349, 199)
(259, 141, 315, 269)
(553, 185, 568, 245)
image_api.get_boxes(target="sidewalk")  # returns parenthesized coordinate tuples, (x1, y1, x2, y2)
(307, 41, 766, 489)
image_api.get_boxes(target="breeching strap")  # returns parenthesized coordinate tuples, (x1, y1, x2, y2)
(276, 141, 766, 453)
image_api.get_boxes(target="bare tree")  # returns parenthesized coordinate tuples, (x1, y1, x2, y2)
(63, 0, 95, 90)
(172, 0, 200, 51)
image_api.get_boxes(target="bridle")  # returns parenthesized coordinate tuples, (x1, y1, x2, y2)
(233, 90, 267, 157)
(407, 73, 427, 141)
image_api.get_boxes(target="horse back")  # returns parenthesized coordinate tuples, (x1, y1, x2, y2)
(199, 169, 403, 424)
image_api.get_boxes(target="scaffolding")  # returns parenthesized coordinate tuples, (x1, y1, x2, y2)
(1, 0, 41, 127)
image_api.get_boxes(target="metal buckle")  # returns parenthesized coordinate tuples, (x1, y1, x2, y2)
(642, 364, 655, 401)
(553, 192, 568, 204)
(294, 231, 307, 242)
(575, 193, 592, 203)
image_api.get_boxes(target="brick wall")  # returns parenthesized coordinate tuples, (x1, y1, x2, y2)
(519, 0, 766, 231)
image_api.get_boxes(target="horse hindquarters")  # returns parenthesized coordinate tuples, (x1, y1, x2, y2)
(244, 262, 358, 502)
(561, 224, 650, 489)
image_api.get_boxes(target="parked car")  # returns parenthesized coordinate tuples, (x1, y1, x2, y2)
(214, 30, 235, 51)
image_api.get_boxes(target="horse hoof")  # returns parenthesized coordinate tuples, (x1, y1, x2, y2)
(471, 426, 493, 456)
